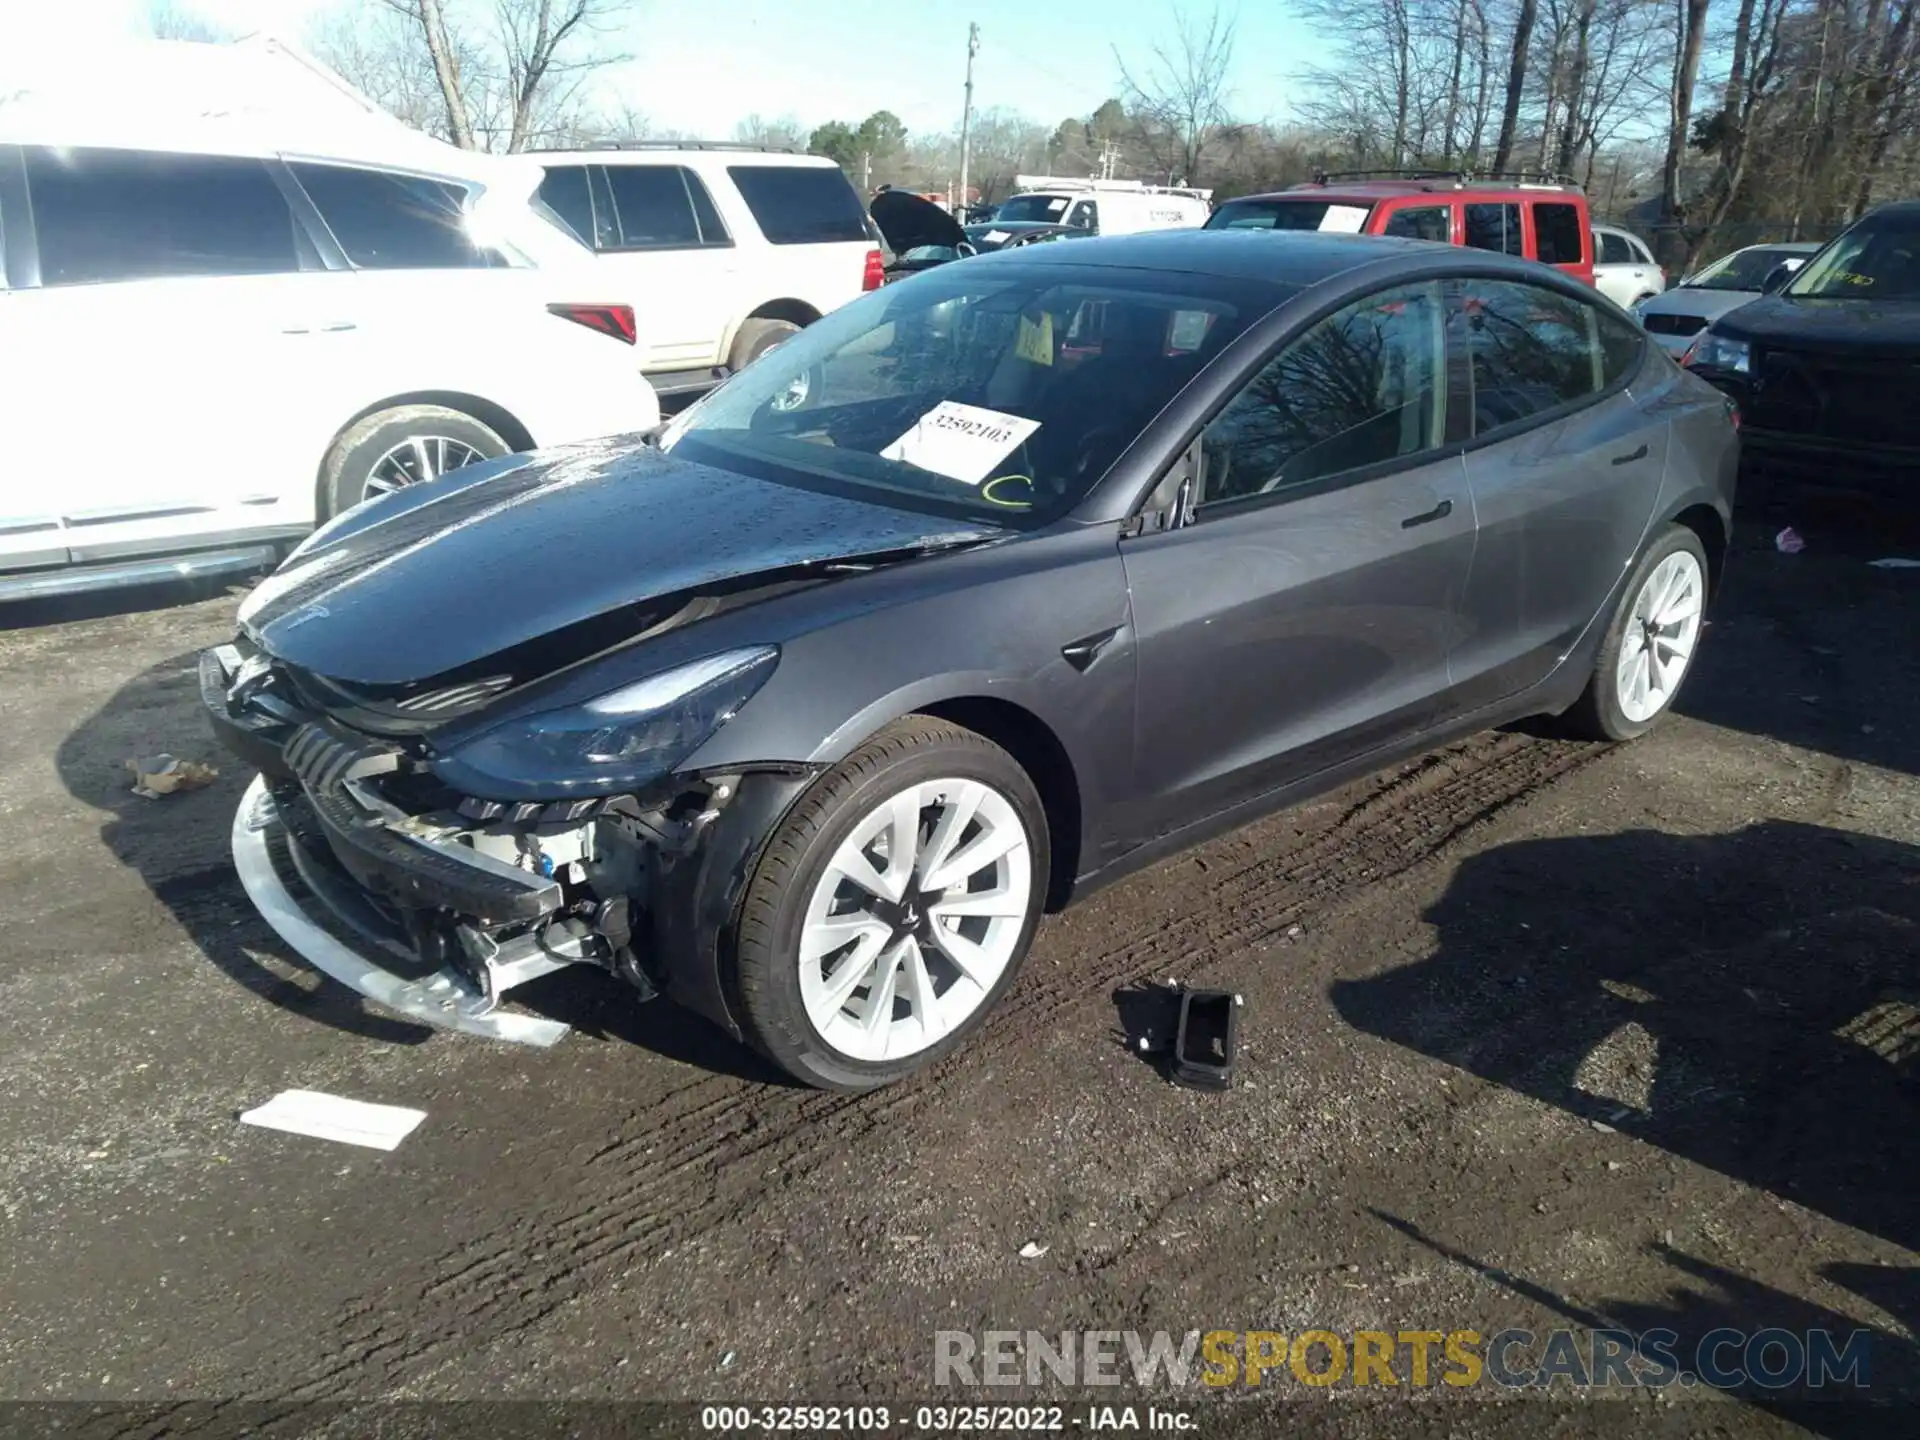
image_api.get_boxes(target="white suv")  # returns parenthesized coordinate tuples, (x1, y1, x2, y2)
(0, 135, 658, 602)
(1592, 224, 1667, 310)
(528, 145, 882, 397)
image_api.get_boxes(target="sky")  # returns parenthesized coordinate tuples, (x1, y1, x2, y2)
(18, 0, 1335, 139)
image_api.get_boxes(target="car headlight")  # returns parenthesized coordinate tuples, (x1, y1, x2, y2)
(436, 646, 779, 797)
(1683, 332, 1750, 374)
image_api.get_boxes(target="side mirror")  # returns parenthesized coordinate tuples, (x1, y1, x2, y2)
(1760, 264, 1792, 294)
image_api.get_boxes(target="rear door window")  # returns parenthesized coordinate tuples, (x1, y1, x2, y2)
(726, 164, 870, 244)
(1534, 203, 1585, 265)
(1455, 279, 1605, 434)
(289, 162, 500, 269)
(1464, 203, 1523, 256)
(537, 165, 595, 247)
(25, 147, 302, 286)
(1383, 205, 1452, 243)
(602, 164, 729, 248)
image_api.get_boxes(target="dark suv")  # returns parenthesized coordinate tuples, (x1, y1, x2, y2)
(1206, 172, 1596, 288)
(1683, 200, 1920, 488)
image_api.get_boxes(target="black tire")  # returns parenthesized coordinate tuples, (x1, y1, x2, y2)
(319, 405, 509, 519)
(1564, 523, 1710, 741)
(733, 716, 1050, 1091)
(728, 317, 802, 373)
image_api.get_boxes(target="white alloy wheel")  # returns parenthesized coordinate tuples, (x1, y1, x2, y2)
(1614, 549, 1705, 723)
(796, 777, 1033, 1063)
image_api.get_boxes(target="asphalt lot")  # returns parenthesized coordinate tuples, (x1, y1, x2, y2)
(0, 481, 1916, 1438)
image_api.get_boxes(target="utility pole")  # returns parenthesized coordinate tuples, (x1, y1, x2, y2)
(861, 151, 871, 195)
(958, 22, 979, 213)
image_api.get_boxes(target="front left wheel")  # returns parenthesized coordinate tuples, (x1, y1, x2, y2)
(733, 717, 1049, 1091)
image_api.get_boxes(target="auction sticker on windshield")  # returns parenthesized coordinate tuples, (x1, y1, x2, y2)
(880, 401, 1040, 484)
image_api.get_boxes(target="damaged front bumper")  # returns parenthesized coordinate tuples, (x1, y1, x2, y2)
(203, 643, 814, 1047)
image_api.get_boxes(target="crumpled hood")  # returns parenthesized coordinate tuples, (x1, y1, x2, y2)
(240, 437, 1002, 688)
(1712, 294, 1920, 355)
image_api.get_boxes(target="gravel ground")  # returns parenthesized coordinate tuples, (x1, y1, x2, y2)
(0, 487, 1914, 1439)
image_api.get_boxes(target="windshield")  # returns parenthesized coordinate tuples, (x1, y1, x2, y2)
(1683, 246, 1807, 292)
(1204, 198, 1373, 233)
(659, 264, 1283, 526)
(994, 194, 1076, 223)
(1787, 215, 1920, 299)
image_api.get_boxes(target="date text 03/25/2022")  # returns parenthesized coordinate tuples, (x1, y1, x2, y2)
(699, 1404, 1193, 1432)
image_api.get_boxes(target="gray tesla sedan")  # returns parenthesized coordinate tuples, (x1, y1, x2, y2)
(203, 230, 1739, 1089)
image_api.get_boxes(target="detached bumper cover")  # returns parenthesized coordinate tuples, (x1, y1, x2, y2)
(231, 777, 570, 1048)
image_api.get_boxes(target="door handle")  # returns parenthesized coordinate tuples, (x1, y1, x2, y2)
(1610, 444, 1650, 466)
(1400, 498, 1453, 529)
(279, 322, 359, 334)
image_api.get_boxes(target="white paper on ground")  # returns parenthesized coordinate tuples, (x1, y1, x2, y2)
(239, 1089, 427, 1151)
(880, 401, 1041, 484)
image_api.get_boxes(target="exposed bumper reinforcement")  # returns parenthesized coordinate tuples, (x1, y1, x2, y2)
(230, 775, 571, 1048)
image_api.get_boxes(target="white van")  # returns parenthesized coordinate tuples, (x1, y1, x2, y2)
(990, 177, 1213, 236)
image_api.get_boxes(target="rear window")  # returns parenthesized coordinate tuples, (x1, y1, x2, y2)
(1205, 199, 1372, 233)
(25, 147, 301, 286)
(727, 164, 869, 245)
(1535, 203, 1585, 265)
(290, 162, 502, 269)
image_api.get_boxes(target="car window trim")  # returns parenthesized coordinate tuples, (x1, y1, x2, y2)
(1444, 277, 1647, 457)
(0, 145, 33, 289)
(1138, 278, 1458, 529)
(266, 158, 348, 271)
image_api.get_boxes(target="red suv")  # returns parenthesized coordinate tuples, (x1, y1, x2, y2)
(1205, 172, 1596, 288)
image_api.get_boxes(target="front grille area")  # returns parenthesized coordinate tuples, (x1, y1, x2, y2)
(1748, 347, 1920, 447)
(1644, 312, 1708, 337)
(284, 721, 403, 792)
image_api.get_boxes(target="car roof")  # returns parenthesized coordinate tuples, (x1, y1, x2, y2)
(1230, 178, 1586, 205)
(967, 226, 1549, 288)
(525, 145, 837, 168)
(1741, 240, 1822, 253)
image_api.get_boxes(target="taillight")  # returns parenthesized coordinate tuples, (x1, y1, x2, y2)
(548, 303, 636, 344)
(862, 249, 885, 291)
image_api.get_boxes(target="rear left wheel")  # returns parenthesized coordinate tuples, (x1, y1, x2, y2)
(728, 317, 802, 374)
(1565, 524, 1709, 741)
(733, 717, 1049, 1091)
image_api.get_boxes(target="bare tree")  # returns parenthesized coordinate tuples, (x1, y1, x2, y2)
(376, 0, 479, 147)
(734, 113, 810, 150)
(1492, 0, 1541, 168)
(338, 0, 631, 152)
(146, 0, 230, 41)
(1658, 0, 1713, 263)
(1115, 5, 1240, 182)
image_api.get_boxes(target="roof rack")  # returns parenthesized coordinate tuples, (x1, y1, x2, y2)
(525, 139, 800, 155)
(1306, 167, 1582, 190)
